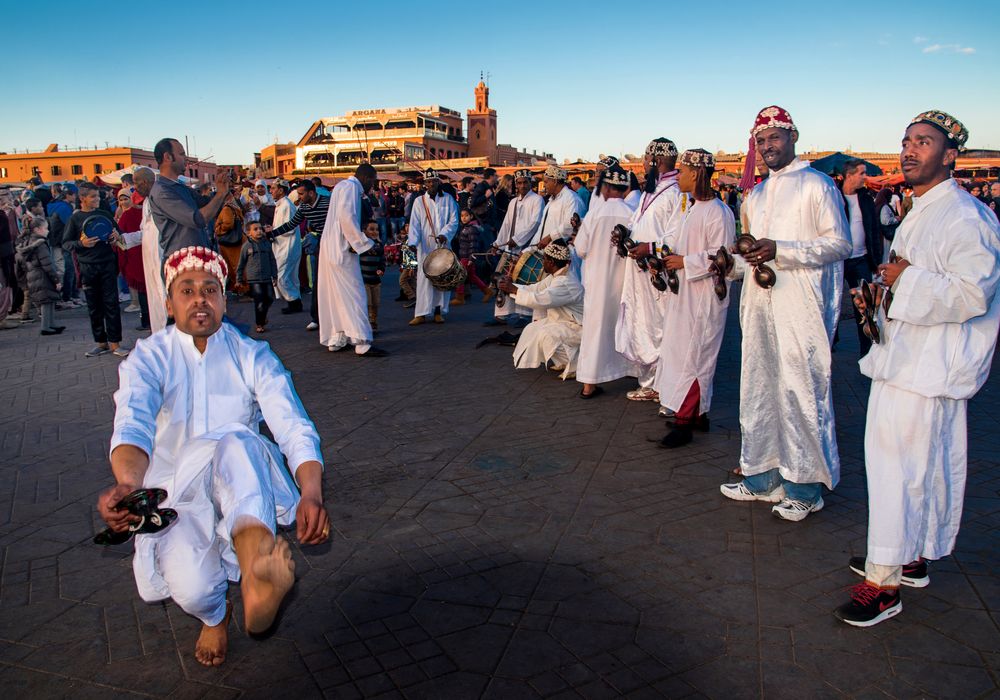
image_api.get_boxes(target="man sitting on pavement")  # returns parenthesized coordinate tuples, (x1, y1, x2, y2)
(97, 246, 330, 667)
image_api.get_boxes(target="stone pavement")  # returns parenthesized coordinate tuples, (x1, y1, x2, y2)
(0, 275, 998, 699)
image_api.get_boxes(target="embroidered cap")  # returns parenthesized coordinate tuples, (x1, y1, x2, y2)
(751, 105, 797, 138)
(513, 168, 534, 181)
(544, 165, 568, 181)
(599, 155, 620, 169)
(164, 246, 228, 291)
(423, 168, 441, 181)
(602, 164, 630, 187)
(542, 240, 571, 261)
(909, 109, 969, 150)
(645, 138, 678, 158)
(679, 149, 716, 169)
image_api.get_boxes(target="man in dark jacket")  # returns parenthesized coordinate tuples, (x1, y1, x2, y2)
(840, 159, 882, 358)
(470, 168, 499, 235)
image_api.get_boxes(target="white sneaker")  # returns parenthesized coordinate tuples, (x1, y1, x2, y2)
(119, 293, 131, 303)
(306, 321, 318, 330)
(626, 388, 659, 402)
(720, 481, 786, 503)
(771, 497, 824, 522)
(123, 304, 140, 313)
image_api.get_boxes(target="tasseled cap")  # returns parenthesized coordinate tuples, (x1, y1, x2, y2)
(164, 246, 228, 291)
(751, 105, 797, 138)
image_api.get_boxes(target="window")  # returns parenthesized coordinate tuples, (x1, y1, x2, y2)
(71, 165, 83, 175)
(93, 163, 102, 174)
(0, 167, 7, 178)
(114, 162, 124, 170)
(50, 165, 62, 176)
(32, 166, 40, 176)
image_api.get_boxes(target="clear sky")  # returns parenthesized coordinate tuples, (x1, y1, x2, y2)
(1, 1, 995, 165)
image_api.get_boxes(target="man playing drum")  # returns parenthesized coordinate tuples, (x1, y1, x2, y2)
(488, 169, 545, 326)
(407, 168, 459, 325)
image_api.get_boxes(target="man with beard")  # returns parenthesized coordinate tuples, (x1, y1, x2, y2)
(654, 150, 735, 446)
(839, 158, 883, 357)
(574, 163, 633, 398)
(534, 165, 585, 250)
(835, 111, 1000, 627)
(489, 169, 545, 326)
(614, 138, 686, 403)
(98, 246, 329, 665)
(719, 106, 850, 521)
(407, 169, 459, 325)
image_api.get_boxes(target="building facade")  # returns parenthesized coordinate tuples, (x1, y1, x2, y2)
(0, 144, 217, 185)
(256, 143, 297, 179)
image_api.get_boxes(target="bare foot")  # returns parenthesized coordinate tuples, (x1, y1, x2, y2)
(242, 535, 295, 634)
(194, 601, 232, 667)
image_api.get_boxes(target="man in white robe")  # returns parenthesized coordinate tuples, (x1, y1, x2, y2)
(269, 179, 302, 315)
(719, 106, 851, 521)
(316, 164, 387, 356)
(502, 241, 584, 380)
(489, 169, 545, 325)
(97, 246, 330, 666)
(653, 150, 735, 446)
(574, 164, 632, 398)
(835, 111, 1000, 627)
(614, 138, 686, 402)
(133, 167, 167, 333)
(407, 168, 459, 325)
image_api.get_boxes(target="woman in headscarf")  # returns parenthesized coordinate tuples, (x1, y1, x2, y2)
(115, 187, 149, 329)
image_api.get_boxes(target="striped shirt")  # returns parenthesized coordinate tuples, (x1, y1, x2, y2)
(270, 194, 331, 238)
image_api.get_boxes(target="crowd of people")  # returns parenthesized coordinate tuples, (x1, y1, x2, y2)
(2, 104, 998, 666)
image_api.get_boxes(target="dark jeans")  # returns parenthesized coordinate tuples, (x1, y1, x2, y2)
(248, 282, 274, 326)
(62, 251, 77, 301)
(80, 260, 122, 343)
(844, 255, 875, 358)
(138, 291, 150, 329)
(389, 217, 405, 240)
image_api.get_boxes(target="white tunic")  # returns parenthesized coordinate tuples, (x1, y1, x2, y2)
(533, 185, 585, 246)
(574, 197, 631, 384)
(407, 192, 459, 317)
(512, 266, 585, 380)
(318, 177, 374, 348)
(494, 191, 544, 319)
(588, 188, 641, 220)
(859, 178, 1000, 564)
(111, 324, 322, 618)
(737, 158, 851, 487)
(653, 198, 734, 412)
(140, 199, 167, 333)
(614, 175, 685, 368)
(271, 196, 301, 302)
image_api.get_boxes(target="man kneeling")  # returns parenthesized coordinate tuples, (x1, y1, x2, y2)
(502, 240, 584, 379)
(96, 246, 329, 666)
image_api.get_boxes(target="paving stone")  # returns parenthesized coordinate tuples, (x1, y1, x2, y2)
(0, 279, 997, 696)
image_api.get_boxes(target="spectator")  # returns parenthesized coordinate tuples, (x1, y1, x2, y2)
(457, 176, 474, 210)
(115, 187, 149, 330)
(359, 221, 385, 330)
(839, 158, 882, 357)
(569, 176, 591, 213)
(873, 187, 900, 261)
(0, 190, 24, 318)
(214, 181, 248, 293)
(61, 182, 128, 358)
(14, 215, 63, 335)
(451, 208, 493, 305)
(236, 220, 278, 334)
(387, 186, 406, 239)
(470, 167, 498, 234)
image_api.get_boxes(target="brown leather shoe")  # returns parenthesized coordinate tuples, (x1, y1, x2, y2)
(409, 316, 426, 326)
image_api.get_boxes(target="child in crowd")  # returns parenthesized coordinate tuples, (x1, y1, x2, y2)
(236, 220, 278, 334)
(14, 215, 64, 336)
(359, 221, 386, 330)
(452, 208, 493, 305)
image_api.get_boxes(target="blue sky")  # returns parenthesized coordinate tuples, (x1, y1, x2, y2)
(1, 1, 995, 165)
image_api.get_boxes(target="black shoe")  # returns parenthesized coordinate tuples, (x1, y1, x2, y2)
(395, 291, 408, 301)
(580, 386, 604, 400)
(52, 326, 66, 333)
(658, 426, 693, 448)
(666, 413, 710, 432)
(848, 556, 929, 588)
(281, 299, 303, 315)
(482, 319, 506, 327)
(135, 324, 150, 331)
(40, 329, 60, 336)
(833, 582, 902, 627)
(359, 347, 389, 357)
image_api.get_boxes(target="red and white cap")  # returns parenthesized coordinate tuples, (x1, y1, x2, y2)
(751, 105, 797, 138)
(163, 246, 228, 291)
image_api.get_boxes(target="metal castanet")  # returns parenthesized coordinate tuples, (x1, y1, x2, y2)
(736, 233, 776, 289)
(93, 488, 178, 546)
(709, 246, 734, 301)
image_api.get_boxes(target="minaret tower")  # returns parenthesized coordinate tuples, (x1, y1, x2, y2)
(466, 73, 497, 160)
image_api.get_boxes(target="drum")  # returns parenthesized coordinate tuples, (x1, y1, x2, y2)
(401, 245, 418, 270)
(511, 249, 547, 286)
(422, 246, 466, 291)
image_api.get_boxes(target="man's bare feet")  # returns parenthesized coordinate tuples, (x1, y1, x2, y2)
(194, 601, 232, 667)
(241, 534, 295, 634)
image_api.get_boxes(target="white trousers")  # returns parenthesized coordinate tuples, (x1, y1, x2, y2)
(133, 427, 298, 626)
(865, 380, 967, 566)
(272, 233, 302, 302)
(414, 261, 450, 318)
